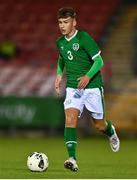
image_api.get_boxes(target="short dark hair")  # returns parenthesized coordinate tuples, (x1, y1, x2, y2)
(57, 7, 76, 19)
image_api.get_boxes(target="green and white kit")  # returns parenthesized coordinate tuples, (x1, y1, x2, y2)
(56, 30, 104, 119)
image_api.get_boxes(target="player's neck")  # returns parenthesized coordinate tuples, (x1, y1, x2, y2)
(66, 29, 77, 38)
(65, 29, 78, 41)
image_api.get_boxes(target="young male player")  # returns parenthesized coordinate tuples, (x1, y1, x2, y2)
(54, 7, 120, 172)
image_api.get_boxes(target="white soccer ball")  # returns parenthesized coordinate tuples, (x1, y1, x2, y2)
(27, 152, 49, 172)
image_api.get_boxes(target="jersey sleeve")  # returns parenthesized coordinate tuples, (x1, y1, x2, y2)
(86, 55, 104, 78)
(56, 39, 65, 75)
(81, 32, 101, 60)
(57, 54, 65, 75)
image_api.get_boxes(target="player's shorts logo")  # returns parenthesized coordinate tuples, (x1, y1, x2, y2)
(72, 43, 79, 51)
(73, 89, 84, 98)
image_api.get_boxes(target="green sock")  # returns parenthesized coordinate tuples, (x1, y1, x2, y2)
(64, 127, 77, 160)
(104, 121, 114, 137)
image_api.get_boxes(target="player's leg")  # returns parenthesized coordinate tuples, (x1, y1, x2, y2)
(63, 88, 84, 172)
(93, 118, 120, 152)
(64, 108, 79, 171)
(84, 87, 120, 152)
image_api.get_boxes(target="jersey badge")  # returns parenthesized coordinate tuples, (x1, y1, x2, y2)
(72, 43, 79, 51)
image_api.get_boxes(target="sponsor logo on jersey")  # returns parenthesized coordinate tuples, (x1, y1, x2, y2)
(72, 43, 79, 51)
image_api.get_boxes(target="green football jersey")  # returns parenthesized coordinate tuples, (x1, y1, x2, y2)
(56, 30, 104, 88)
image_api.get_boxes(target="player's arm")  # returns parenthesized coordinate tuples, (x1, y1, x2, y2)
(86, 55, 104, 78)
(81, 32, 101, 59)
(77, 55, 103, 89)
(55, 54, 65, 95)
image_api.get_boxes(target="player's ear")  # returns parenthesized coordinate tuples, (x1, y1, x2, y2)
(73, 18, 77, 27)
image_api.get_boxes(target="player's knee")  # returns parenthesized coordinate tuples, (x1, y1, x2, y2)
(65, 114, 77, 128)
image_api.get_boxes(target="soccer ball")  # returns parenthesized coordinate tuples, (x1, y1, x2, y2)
(27, 152, 49, 172)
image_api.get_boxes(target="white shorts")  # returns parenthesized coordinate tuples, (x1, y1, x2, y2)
(64, 87, 104, 119)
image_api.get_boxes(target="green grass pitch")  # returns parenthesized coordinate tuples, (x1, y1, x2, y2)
(0, 136, 137, 179)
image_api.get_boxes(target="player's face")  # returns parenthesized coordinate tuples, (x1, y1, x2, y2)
(58, 17, 76, 37)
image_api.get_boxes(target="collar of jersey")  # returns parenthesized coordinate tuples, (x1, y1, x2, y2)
(65, 30, 78, 41)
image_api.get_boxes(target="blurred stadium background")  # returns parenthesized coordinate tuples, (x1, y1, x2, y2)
(0, 0, 137, 136)
(0, 0, 137, 178)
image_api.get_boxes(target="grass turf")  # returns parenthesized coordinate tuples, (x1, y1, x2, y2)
(0, 136, 137, 179)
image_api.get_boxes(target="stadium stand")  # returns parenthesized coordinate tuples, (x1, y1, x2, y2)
(0, 0, 120, 96)
(102, 3, 137, 91)
(102, 3, 137, 131)
(106, 78, 137, 131)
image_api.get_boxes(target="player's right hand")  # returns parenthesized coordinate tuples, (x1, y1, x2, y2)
(54, 75, 62, 96)
(77, 75, 90, 89)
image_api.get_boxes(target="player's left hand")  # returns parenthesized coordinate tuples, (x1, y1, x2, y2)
(77, 75, 90, 89)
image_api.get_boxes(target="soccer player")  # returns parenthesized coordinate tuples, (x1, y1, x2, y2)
(54, 7, 120, 172)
